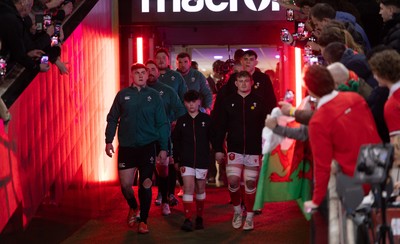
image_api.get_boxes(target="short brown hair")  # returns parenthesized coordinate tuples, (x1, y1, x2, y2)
(176, 52, 191, 60)
(368, 49, 400, 84)
(145, 59, 157, 67)
(236, 70, 253, 81)
(303, 65, 335, 97)
(130, 63, 148, 72)
(155, 48, 170, 58)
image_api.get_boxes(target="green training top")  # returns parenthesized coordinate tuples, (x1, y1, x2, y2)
(105, 86, 170, 150)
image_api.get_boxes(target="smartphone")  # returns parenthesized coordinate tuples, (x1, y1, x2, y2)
(297, 22, 305, 35)
(43, 14, 52, 30)
(41, 55, 49, 64)
(280, 28, 290, 42)
(286, 9, 294, 21)
(51, 36, 59, 46)
(0, 58, 6, 76)
(35, 14, 44, 32)
(54, 23, 61, 36)
(309, 55, 319, 65)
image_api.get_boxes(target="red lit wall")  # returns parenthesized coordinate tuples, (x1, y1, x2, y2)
(0, 0, 119, 232)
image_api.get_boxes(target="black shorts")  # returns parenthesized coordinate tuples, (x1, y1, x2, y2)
(118, 143, 158, 170)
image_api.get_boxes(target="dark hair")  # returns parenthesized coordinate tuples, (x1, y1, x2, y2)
(145, 59, 157, 67)
(177, 52, 191, 60)
(236, 70, 253, 81)
(380, 0, 400, 8)
(318, 26, 345, 48)
(212, 60, 224, 72)
(295, 0, 316, 8)
(155, 48, 170, 58)
(303, 65, 335, 97)
(243, 50, 258, 60)
(234, 49, 245, 61)
(310, 3, 336, 21)
(130, 63, 148, 72)
(368, 49, 400, 83)
(323, 42, 347, 64)
(184, 90, 201, 102)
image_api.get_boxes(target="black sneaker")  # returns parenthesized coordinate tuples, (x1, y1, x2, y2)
(169, 194, 179, 207)
(181, 218, 193, 232)
(195, 217, 204, 230)
(254, 209, 262, 215)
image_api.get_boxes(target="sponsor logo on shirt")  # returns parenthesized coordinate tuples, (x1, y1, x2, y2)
(124, 96, 130, 100)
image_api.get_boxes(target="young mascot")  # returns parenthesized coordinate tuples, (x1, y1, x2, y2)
(172, 90, 214, 231)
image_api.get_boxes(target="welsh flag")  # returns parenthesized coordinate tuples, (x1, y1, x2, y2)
(254, 137, 313, 220)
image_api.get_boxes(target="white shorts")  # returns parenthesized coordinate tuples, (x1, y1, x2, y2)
(180, 166, 208, 180)
(227, 152, 260, 167)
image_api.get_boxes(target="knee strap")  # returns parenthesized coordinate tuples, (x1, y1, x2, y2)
(243, 168, 258, 194)
(226, 165, 242, 178)
(182, 194, 193, 202)
(196, 192, 206, 201)
(228, 184, 240, 193)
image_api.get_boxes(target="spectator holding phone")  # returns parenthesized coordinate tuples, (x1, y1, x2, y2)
(0, 0, 50, 73)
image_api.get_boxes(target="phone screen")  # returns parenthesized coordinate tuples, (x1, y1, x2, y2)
(280, 28, 289, 42)
(41, 56, 49, 64)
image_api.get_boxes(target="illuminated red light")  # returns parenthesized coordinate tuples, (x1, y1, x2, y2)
(295, 47, 303, 107)
(137, 37, 143, 63)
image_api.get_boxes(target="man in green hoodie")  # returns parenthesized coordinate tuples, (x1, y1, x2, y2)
(105, 63, 170, 234)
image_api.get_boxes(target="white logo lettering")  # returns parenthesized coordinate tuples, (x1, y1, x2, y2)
(141, 0, 279, 13)
(244, 0, 270, 11)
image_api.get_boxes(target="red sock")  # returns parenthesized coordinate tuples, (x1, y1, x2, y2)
(229, 190, 241, 206)
(244, 192, 256, 213)
(183, 201, 193, 219)
(196, 200, 204, 217)
(240, 185, 245, 202)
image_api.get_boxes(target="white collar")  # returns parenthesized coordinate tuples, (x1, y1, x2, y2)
(316, 90, 339, 109)
(389, 80, 400, 98)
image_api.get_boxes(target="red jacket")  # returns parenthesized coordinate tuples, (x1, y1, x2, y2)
(309, 92, 381, 205)
(384, 87, 400, 136)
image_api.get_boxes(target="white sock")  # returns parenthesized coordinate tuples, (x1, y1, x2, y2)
(246, 212, 254, 220)
(233, 205, 242, 214)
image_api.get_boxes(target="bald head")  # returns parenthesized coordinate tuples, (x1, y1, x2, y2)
(327, 62, 349, 89)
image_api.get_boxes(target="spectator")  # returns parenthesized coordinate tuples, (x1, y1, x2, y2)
(310, 3, 371, 51)
(378, 0, 400, 53)
(368, 49, 400, 167)
(322, 42, 377, 88)
(302, 65, 381, 212)
(0, 0, 50, 73)
(326, 62, 372, 100)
